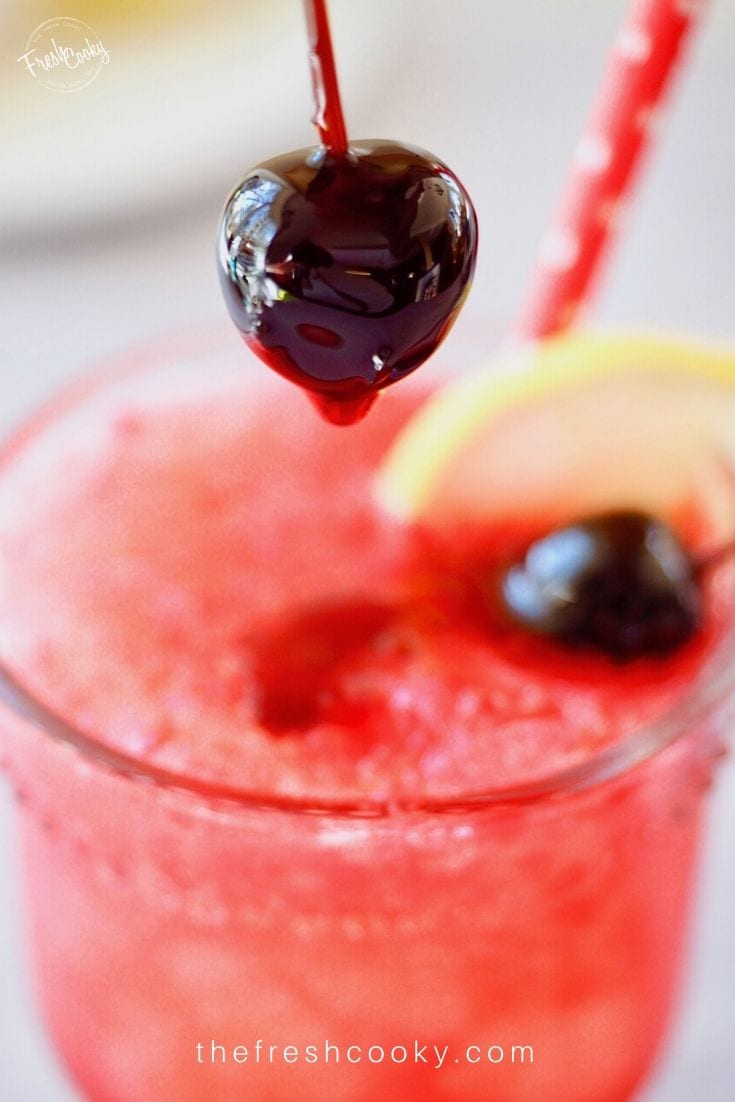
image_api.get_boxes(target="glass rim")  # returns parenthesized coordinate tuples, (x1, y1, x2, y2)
(0, 325, 733, 819)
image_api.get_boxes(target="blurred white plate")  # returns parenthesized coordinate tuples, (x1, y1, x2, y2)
(2, 1, 405, 239)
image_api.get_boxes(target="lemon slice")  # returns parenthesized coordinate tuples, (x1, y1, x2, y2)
(376, 330, 735, 539)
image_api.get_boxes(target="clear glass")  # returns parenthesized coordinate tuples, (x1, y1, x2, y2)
(0, 333, 732, 1102)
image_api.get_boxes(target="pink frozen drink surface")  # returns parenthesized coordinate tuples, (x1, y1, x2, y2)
(0, 343, 728, 1102)
(0, 352, 720, 804)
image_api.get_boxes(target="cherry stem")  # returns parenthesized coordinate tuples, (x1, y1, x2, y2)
(303, 0, 349, 156)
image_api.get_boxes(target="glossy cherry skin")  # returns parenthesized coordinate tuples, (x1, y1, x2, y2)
(217, 141, 478, 424)
(498, 510, 701, 661)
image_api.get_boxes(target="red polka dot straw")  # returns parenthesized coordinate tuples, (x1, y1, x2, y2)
(514, 0, 710, 342)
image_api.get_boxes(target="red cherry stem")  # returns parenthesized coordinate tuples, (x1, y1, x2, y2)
(303, 0, 349, 156)
(514, 0, 710, 341)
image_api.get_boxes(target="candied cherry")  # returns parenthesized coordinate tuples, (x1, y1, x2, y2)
(217, 143, 477, 425)
(498, 510, 702, 661)
(217, 1, 477, 424)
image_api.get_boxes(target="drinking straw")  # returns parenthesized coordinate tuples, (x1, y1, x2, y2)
(514, 0, 710, 341)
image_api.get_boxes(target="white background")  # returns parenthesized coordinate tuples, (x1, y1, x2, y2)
(0, 1, 733, 1098)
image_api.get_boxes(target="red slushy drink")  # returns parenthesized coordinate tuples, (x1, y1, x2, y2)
(0, 336, 731, 1102)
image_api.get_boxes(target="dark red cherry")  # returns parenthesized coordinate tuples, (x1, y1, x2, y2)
(217, 141, 478, 424)
(498, 510, 701, 661)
